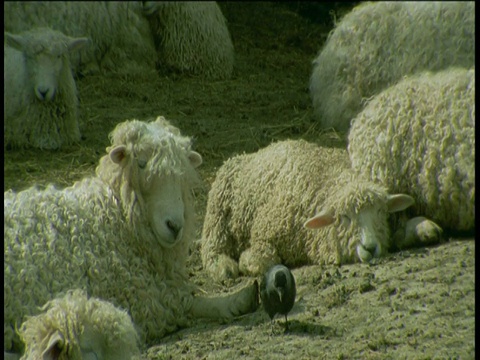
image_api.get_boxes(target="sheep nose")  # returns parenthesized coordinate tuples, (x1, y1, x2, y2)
(36, 87, 54, 101)
(166, 219, 182, 239)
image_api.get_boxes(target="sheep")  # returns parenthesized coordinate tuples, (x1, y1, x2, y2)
(4, 116, 258, 356)
(4, 28, 89, 150)
(5, 2, 235, 79)
(4, 1, 157, 76)
(143, 1, 234, 80)
(309, 1, 475, 132)
(348, 67, 475, 247)
(200, 139, 417, 283)
(12, 289, 140, 360)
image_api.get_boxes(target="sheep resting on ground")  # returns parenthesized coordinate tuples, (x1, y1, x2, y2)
(200, 140, 439, 283)
(348, 67, 475, 247)
(16, 289, 140, 360)
(4, 116, 258, 358)
(310, 1, 475, 131)
(4, 28, 88, 149)
(143, 1, 234, 79)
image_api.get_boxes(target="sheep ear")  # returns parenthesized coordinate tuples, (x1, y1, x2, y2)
(4, 33, 26, 51)
(109, 145, 128, 166)
(42, 330, 64, 360)
(304, 211, 335, 229)
(188, 151, 202, 168)
(386, 194, 415, 213)
(68, 37, 89, 52)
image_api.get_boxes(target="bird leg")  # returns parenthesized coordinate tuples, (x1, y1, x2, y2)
(284, 314, 290, 333)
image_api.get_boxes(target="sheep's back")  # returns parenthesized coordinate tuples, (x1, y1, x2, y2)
(203, 140, 351, 266)
(348, 67, 475, 232)
(310, 1, 475, 131)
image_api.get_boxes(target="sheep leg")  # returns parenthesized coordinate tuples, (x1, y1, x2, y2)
(204, 253, 240, 283)
(393, 216, 444, 250)
(239, 244, 281, 277)
(190, 280, 259, 319)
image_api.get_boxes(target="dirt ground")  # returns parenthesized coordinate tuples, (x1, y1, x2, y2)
(4, 3, 475, 359)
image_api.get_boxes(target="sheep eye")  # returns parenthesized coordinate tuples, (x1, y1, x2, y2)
(340, 215, 351, 225)
(137, 159, 147, 169)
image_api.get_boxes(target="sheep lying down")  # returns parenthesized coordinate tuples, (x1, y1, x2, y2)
(14, 290, 140, 360)
(348, 67, 475, 241)
(4, 116, 258, 358)
(201, 140, 442, 283)
(4, 28, 88, 149)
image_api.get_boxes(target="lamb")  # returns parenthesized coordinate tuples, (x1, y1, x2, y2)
(4, 1, 157, 76)
(309, 1, 475, 132)
(14, 289, 140, 360)
(4, 28, 89, 150)
(200, 139, 416, 283)
(4, 116, 258, 357)
(143, 1, 234, 79)
(348, 67, 475, 247)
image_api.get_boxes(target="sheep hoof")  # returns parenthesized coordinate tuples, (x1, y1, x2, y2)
(394, 216, 444, 249)
(209, 255, 240, 283)
(238, 247, 280, 277)
(229, 280, 259, 317)
(356, 244, 374, 263)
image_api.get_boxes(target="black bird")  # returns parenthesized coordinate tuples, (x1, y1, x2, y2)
(260, 264, 296, 331)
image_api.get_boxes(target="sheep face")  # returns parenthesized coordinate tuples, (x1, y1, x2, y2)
(5, 29, 88, 102)
(108, 133, 202, 249)
(144, 173, 186, 247)
(305, 185, 414, 263)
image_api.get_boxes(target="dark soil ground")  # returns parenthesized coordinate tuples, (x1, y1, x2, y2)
(4, 3, 474, 359)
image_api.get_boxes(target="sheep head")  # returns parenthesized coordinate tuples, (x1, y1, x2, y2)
(18, 290, 140, 360)
(4, 28, 88, 102)
(97, 116, 202, 248)
(305, 181, 414, 263)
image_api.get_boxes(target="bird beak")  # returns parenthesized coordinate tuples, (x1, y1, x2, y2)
(277, 288, 284, 302)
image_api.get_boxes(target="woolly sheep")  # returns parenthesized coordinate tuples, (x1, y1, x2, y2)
(143, 1, 234, 79)
(4, 116, 258, 356)
(348, 67, 475, 244)
(4, 28, 88, 150)
(201, 139, 416, 283)
(5, 1, 235, 79)
(13, 289, 140, 360)
(4, 1, 157, 76)
(310, 1, 475, 132)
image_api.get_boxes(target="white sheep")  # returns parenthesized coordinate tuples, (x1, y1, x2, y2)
(4, 28, 88, 150)
(5, 1, 235, 79)
(14, 289, 140, 360)
(4, 1, 157, 76)
(143, 1, 234, 79)
(310, 1, 475, 132)
(201, 139, 417, 283)
(4, 116, 258, 357)
(348, 67, 475, 247)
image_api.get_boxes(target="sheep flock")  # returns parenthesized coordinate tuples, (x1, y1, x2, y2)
(4, 1, 475, 358)
(4, 1, 234, 149)
(4, 1, 233, 79)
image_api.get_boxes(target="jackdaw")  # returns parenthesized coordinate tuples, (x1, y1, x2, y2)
(260, 264, 296, 331)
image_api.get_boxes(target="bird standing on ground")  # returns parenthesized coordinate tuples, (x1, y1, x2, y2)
(260, 264, 296, 331)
